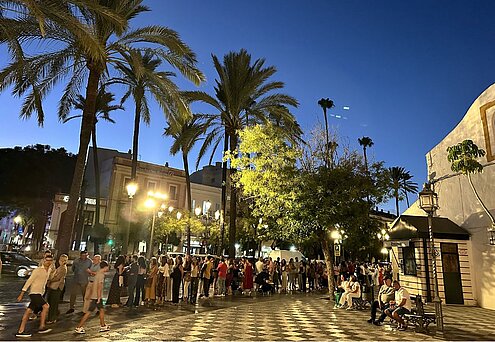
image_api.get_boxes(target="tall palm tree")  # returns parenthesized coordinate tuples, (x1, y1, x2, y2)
(184, 49, 300, 257)
(0, 0, 203, 254)
(63, 88, 123, 237)
(358, 136, 374, 173)
(389, 166, 418, 215)
(164, 114, 211, 253)
(447, 139, 495, 228)
(112, 48, 204, 182)
(318, 98, 334, 167)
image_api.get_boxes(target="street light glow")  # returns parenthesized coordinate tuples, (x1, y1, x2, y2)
(195, 207, 202, 216)
(144, 198, 156, 209)
(290, 245, 296, 252)
(126, 182, 138, 198)
(14, 216, 22, 224)
(214, 210, 220, 220)
(205, 200, 211, 211)
(176, 211, 182, 220)
(168, 206, 174, 212)
(331, 230, 340, 240)
(381, 247, 389, 254)
(234, 243, 240, 249)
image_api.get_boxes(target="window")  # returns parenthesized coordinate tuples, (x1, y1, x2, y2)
(147, 181, 156, 191)
(83, 210, 94, 226)
(169, 185, 177, 200)
(402, 244, 417, 276)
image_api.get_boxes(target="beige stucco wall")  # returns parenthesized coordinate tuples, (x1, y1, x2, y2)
(425, 83, 495, 309)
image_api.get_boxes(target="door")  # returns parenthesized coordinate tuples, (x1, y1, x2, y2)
(441, 243, 463, 304)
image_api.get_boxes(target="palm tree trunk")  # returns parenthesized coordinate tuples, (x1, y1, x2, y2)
(131, 96, 142, 180)
(405, 192, 410, 208)
(56, 67, 100, 255)
(219, 133, 229, 255)
(363, 147, 368, 174)
(467, 173, 495, 226)
(183, 152, 192, 254)
(228, 133, 238, 258)
(323, 108, 329, 168)
(395, 192, 400, 216)
(92, 125, 101, 228)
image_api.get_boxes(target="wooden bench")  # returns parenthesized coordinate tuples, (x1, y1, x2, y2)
(404, 295, 436, 333)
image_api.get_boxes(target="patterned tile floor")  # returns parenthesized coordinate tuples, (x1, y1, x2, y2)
(1, 292, 495, 340)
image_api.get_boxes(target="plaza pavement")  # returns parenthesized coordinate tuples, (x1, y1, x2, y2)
(1, 291, 494, 341)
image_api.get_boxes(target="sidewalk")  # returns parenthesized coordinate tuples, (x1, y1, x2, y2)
(1, 292, 494, 340)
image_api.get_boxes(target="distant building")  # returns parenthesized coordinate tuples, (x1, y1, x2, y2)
(48, 147, 222, 253)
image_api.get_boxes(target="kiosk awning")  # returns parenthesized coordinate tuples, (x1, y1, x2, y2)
(388, 215, 470, 241)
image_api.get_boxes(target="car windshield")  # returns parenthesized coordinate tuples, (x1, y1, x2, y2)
(14, 254, 32, 263)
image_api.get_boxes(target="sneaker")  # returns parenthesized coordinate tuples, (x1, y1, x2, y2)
(38, 327, 52, 334)
(29, 313, 37, 320)
(16, 332, 32, 338)
(367, 318, 374, 324)
(66, 308, 75, 314)
(74, 327, 85, 334)
(99, 325, 110, 332)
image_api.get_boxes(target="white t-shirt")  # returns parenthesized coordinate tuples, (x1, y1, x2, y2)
(395, 287, 412, 311)
(350, 281, 361, 296)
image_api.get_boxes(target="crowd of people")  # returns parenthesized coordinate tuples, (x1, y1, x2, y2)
(15, 250, 414, 337)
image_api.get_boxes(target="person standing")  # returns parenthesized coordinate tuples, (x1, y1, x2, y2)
(164, 258, 173, 302)
(190, 258, 200, 304)
(16, 254, 54, 337)
(216, 257, 228, 296)
(106, 255, 125, 308)
(281, 259, 288, 293)
(183, 255, 192, 303)
(83, 255, 101, 313)
(75, 261, 110, 334)
(242, 258, 253, 295)
(125, 255, 139, 307)
(145, 257, 159, 304)
(66, 251, 92, 314)
(171, 256, 183, 304)
(134, 256, 147, 306)
(156, 255, 167, 304)
(46, 254, 68, 324)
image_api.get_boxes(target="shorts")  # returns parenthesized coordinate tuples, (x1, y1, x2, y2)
(393, 306, 410, 316)
(28, 294, 47, 314)
(87, 299, 104, 312)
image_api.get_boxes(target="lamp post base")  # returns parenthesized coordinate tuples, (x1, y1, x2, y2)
(433, 296, 444, 332)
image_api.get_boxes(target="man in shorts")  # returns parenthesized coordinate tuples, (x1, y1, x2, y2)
(384, 280, 412, 331)
(75, 261, 110, 334)
(16, 254, 54, 338)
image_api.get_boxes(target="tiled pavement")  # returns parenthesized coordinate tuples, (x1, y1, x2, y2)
(1, 292, 495, 341)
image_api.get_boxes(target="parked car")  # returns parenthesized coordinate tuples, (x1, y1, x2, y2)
(0, 252, 38, 277)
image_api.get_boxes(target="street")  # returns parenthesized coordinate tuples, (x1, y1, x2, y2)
(1, 277, 494, 341)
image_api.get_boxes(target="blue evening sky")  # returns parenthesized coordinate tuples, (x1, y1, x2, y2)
(1, 0, 495, 214)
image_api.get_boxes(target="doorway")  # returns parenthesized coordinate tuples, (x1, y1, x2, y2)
(440, 243, 463, 304)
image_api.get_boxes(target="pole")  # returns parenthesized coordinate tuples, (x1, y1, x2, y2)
(148, 209, 156, 259)
(123, 197, 132, 255)
(428, 213, 444, 332)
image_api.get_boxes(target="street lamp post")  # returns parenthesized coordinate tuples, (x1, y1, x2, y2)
(377, 228, 390, 261)
(419, 182, 444, 332)
(124, 182, 138, 255)
(144, 191, 167, 259)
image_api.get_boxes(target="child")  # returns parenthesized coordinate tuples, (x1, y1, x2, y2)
(74, 261, 110, 334)
(16, 254, 54, 338)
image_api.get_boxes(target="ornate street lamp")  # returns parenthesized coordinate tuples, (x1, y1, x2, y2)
(418, 182, 443, 332)
(123, 182, 138, 254)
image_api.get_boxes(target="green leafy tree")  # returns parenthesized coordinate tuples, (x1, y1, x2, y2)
(0, 0, 203, 254)
(185, 49, 300, 257)
(447, 139, 495, 228)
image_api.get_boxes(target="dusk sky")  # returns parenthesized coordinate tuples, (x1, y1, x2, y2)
(1, 0, 495, 213)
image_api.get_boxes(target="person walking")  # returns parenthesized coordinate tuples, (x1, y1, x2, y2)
(82, 255, 101, 313)
(66, 251, 92, 314)
(125, 255, 139, 307)
(75, 261, 110, 334)
(106, 255, 125, 308)
(16, 254, 54, 337)
(46, 254, 68, 324)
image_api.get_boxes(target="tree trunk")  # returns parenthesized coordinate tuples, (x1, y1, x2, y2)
(467, 173, 495, 226)
(183, 152, 192, 254)
(405, 192, 410, 208)
(56, 67, 101, 255)
(363, 147, 368, 174)
(131, 95, 143, 180)
(395, 193, 400, 216)
(320, 231, 336, 297)
(228, 133, 238, 258)
(323, 108, 329, 168)
(92, 125, 101, 227)
(219, 133, 229, 256)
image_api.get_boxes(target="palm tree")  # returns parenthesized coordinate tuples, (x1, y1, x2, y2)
(318, 98, 334, 167)
(164, 114, 211, 253)
(63, 88, 123, 239)
(184, 49, 300, 257)
(447, 139, 495, 228)
(358, 136, 374, 173)
(111, 48, 204, 182)
(389, 166, 418, 215)
(0, 0, 203, 254)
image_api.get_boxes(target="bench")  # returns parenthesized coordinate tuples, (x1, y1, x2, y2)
(404, 295, 436, 333)
(352, 295, 371, 310)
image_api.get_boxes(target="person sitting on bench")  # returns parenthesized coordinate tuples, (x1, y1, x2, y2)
(367, 276, 394, 324)
(383, 280, 412, 331)
(339, 275, 361, 310)
(255, 268, 274, 294)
